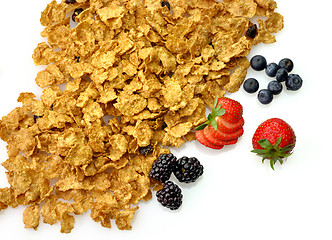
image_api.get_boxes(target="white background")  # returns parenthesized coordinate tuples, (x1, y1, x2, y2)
(1, 0, 332, 239)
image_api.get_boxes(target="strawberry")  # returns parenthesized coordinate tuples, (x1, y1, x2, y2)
(217, 117, 244, 133)
(216, 97, 243, 123)
(204, 126, 243, 143)
(195, 130, 224, 149)
(251, 118, 296, 170)
(195, 96, 244, 149)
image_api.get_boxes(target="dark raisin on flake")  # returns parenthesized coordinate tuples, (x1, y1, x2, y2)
(72, 8, 84, 22)
(246, 24, 258, 39)
(65, 0, 76, 4)
(161, 1, 171, 11)
(34, 115, 43, 123)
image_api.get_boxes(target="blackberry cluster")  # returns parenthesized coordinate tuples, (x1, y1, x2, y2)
(149, 153, 176, 183)
(245, 56, 303, 104)
(173, 157, 204, 183)
(156, 181, 183, 210)
(149, 153, 204, 210)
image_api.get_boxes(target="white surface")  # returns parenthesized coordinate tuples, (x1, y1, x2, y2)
(0, 0, 332, 239)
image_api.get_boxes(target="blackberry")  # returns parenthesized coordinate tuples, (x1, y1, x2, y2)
(149, 153, 176, 183)
(250, 55, 267, 71)
(156, 181, 182, 210)
(139, 145, 154, 156)
(173, 156, 203, 183)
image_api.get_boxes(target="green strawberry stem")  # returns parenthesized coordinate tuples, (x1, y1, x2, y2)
(251, 137, 294, 170)
(195, 95, 226, 131)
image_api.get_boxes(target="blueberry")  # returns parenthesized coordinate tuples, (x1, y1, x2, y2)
(276, 68, 288, 82)
(65, 0, 76, 3)
(243, 78, 259, 93)
(267, 81, 283, 95)
(286, 74, 303, 91)
(250, 55, 267, 71)
(265, 63, 280, 77)
(257, 89, 273, 104)
(279, 58, 294, 72)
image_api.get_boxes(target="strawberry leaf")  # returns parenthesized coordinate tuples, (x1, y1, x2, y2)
(210, 119, 218, 130)
(194, 95, 226, 131)
(252, 136, 295, 170)
(195, 122, 208, 130)
(258, 139, 273, 149)
(213, 95, 218, 108)
(214, 108, 226, 117)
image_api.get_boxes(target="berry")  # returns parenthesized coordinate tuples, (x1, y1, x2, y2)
(246, 24, 258, 39)
(265, 63, 280, 77)
(149, 153, 176, 183)
(203, 125, 243, 146)
(195, 130, 224, 149)
(250, 55, 267, 71)
(243, 78, 259, 93)
(65, 0, 76, 4)
(139, 145, 154, 156)
(216, 97, 243, 123)
(252, 118, 296, 170)
(276, 68, 288, 82)
(217, 116, 244, 134)
(161, 1, 171, 11)
(286, 74, 303, 91)
(195, 97, 243, 149)
(278, 58, 294, 72)
(257, 89, 273, 104)
(156, 181, 183, 210)
(173, 157, 204, 183)
(267, 80, 283, 95)
(72, 8, 84, 22)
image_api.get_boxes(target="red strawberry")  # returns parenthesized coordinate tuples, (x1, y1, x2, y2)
(217, 97, 243, 123)
(252, 118, 296, 170)
(195, 96, 244, 149)
(204, 126, 243, 143)
(217, 117, 244, 133)
(195, 130, 224, 149)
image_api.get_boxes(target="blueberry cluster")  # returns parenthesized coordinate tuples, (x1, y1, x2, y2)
(244, 55, 303, 104)
(149, 153, 204, 210)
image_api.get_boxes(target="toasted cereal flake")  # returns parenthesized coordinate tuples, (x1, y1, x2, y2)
(23, 205, 40, 230)
(114, 92, 147, 116)
(264, 12, 284, 33)
(166, 122, 192, 138)
(40, 0, 66, 27)
(65, 144, 93, 166)
(224, 0, 257, 18)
